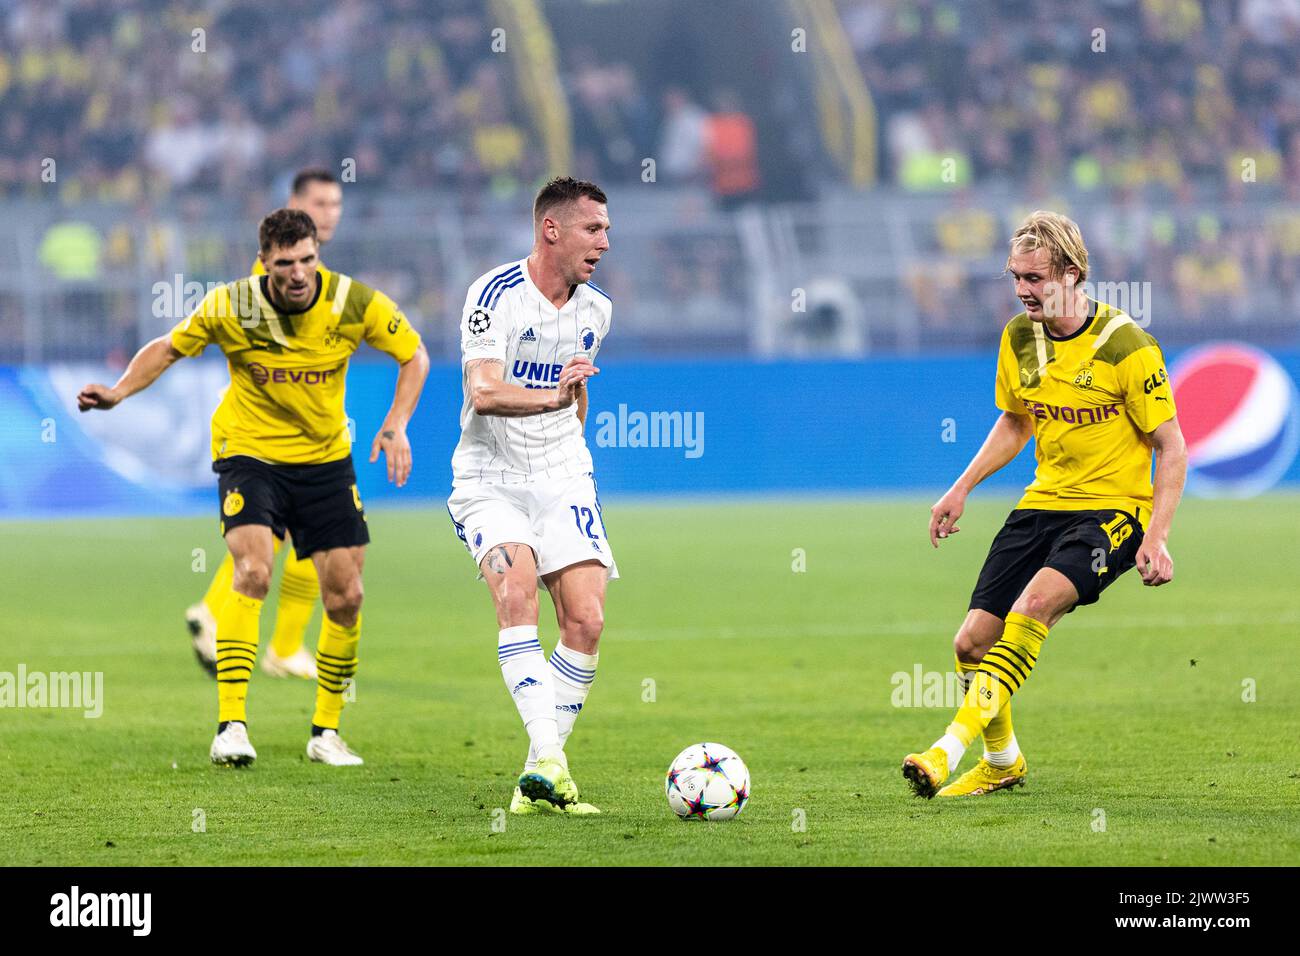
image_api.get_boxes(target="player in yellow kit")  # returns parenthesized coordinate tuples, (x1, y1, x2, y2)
(186, 168, 345, 681)
(902, 211, 1188, 798)
(78, 209, 429, 766)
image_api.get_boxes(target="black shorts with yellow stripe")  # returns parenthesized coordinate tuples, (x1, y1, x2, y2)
(215, 455, 369, 560)
(969, 508, 1144, 619)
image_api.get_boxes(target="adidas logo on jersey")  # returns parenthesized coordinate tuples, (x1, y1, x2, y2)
(519, 327, 537, 342)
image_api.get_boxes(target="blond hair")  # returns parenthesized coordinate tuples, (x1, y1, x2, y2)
(1006, 210, 1088, 284)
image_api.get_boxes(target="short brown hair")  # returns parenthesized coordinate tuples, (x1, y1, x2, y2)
(1006, 210, 1089, 284)
(291, 166, 338, 195)
(259, 208, 317, 255)
(533, 176, 607, 224)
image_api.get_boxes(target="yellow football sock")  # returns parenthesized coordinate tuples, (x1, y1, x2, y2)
(216, 592, 263, 724)
(201, 553, 235, 619)
(270, 548, 320, 658)
(956, 655, 1014, 752)
(312, 614, 360, 730)
(947, 612, 1046, 748)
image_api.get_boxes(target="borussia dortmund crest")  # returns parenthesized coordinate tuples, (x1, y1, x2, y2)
(223, 489, 245, 517)
(1074, 361, 1095, 389)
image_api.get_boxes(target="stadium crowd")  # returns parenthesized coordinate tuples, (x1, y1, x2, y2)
(1, 0, 1296, 356)
(0, 0, 788, 205)
(841, 0, 1300, 336)
(841, 0, 1300, 196)
(0, 0, 545, 200)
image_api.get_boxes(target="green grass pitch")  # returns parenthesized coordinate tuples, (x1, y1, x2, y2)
(2, 496, 1297, 866)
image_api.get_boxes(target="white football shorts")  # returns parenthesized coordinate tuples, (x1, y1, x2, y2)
(447, 474, 618, 580)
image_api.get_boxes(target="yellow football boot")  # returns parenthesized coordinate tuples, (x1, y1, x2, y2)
(937, 754, 1027, 797)
(902, 746, 949, 799)
(509, 786, 562, 815)
(518, 755, 579, 807)
(509, 785, 600, 815)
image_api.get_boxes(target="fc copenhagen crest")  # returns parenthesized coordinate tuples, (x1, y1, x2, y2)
(223, 489, 245, 517)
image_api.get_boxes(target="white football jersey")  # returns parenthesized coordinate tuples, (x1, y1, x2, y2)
(452, 258, 613, 485)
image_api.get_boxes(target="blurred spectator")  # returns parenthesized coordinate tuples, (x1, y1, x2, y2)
(1173, 216, 1247, 323)
(704, 90, 760, 209)
(658, 88, 708, 183)
(144, 98, 214, 191)
(1242, 0, 1300, 44)
(39, 221, 101, 280)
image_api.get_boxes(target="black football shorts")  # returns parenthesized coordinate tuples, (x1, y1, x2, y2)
(214, 455, 369, 560)
(969, 508, 1145, 619)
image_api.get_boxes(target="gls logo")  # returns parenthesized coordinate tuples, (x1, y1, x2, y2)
(1143, 367, 1168, 394)
(50, 885, 151, 936)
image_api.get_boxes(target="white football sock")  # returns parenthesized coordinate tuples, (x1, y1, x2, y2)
(497, 626, 559, 755)
(984, 733, 1020, 769)
(523, 643, 598, 772)
(933, 732, 966, 772)
(551, 643, 598, 743)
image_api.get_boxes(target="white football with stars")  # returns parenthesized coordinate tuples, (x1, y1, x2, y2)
(665, 742, 750, 821)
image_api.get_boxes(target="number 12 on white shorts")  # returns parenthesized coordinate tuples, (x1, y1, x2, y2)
(447, 474, 619, 580)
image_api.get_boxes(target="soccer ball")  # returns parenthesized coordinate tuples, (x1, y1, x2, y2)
(665, 742, 750, 821)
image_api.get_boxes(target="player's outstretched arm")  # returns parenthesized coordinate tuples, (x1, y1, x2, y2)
(929, 410, 1033, 547)
(369, 341, 430, 487)
(1134, 416, 1186, 586)
(466, 356, 597, 418)
(76, 335, 186, 412)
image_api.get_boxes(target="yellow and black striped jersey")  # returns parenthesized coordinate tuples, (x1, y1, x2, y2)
(995, 298, 1176, 523)
(170, 267, 421, 465)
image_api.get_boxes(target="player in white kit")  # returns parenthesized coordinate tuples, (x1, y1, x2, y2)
(448, 177, 615, 814)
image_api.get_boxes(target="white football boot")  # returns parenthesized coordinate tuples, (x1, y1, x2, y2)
(306, 729, 364, 766)
(185, 603, 218, 678)
(261, 647, 318, 679)
(210, 722, 257, 766)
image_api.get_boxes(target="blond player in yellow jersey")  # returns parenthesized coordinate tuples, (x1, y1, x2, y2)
(78, 209, 429, 766)
(185, 168, 345, 682)
(902, 211, 1188, 798)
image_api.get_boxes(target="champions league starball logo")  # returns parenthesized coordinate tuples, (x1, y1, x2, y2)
(1171, 343, 1300, 498)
